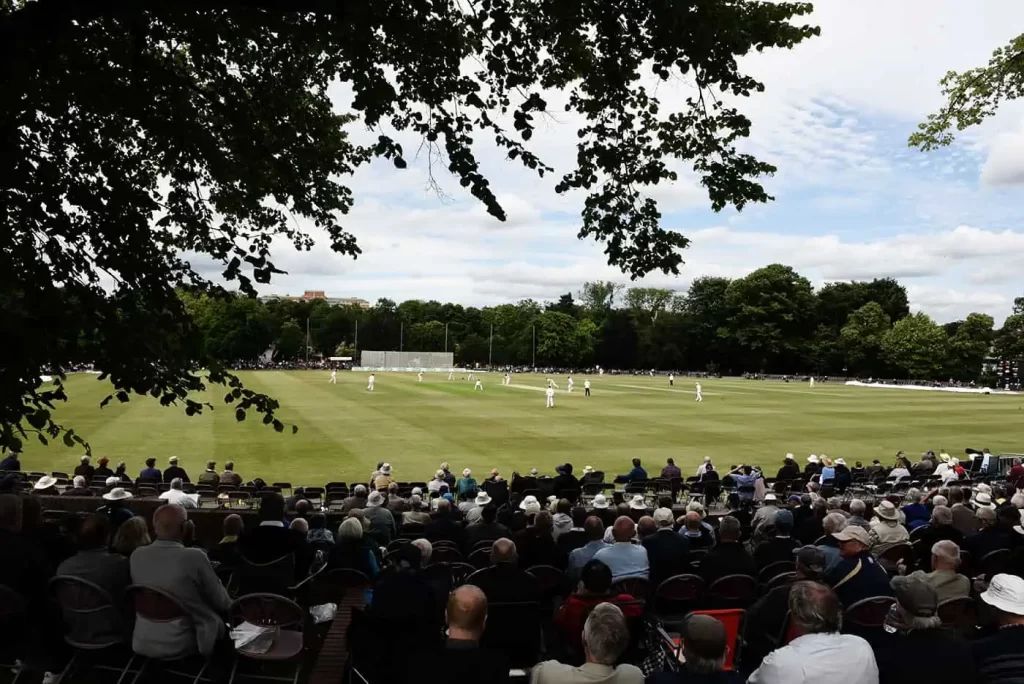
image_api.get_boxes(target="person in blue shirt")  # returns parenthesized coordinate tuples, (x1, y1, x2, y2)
(619, 458, 647, 483)
(728, 465, 761, 503)
(820, 457, 836, 484)
(593, 516, 649, 581)
(139, 457, 161, 481)
(0, 451, 21, 473)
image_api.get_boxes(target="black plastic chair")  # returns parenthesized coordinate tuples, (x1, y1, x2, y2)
(844, 596, 895, 630)
(125, 585, 213, 684)
(50, 576, 137, 683)
(231, 554, 296, 597)
(980, 549, 1010, 580)
(938, 596, 977, 639)
(526, 565, 566, 599)
(228, 594, 305, 684)
(613, 576, 651, 599)
(757, 561, 795, 585)
(706, 574, 757, 609)
(652, 574, 706, 624)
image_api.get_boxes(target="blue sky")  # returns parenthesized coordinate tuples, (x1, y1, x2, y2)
(249, 0, 1024, 325)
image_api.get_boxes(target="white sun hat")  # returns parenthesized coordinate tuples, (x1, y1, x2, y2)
(835, 458, 847, 466)
(102, 487, 133, 501)
(591, 494, 609, 509)
(628, 495, 647, 510)
(974, 492, 996, 510)
(981, 574, 1024, 616)
(807, 455, 819, 464)
(583, 465, 594, 474)
(521, 495, 541, 514)
(475, 491, 492, 506)
(34, 475, 57, 490)
(785, 453, 795, 461)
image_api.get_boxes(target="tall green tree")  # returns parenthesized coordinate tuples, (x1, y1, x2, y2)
(624, 288, 676, 323)
(840, 302, 891, 376)
(946, 313, 995, 381)
(679, 276, 732, 372)
(882, 312, 949, 379)
(2, 0, 819, 452)
(274, 320, 305, 361)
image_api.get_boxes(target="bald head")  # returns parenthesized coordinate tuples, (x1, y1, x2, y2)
(637, 516, 657, 540)
(447, 585, 488, 639)
(153, 504, 187, 540)
(685, 511, 702, 531)
(612, 516, 635, 542)
(491, 537, 518, 564)
(584, 516, 605, 541)
(290, 517, 309, 534)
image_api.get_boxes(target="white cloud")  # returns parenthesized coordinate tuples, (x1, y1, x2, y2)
(981, 133, 1024, 186)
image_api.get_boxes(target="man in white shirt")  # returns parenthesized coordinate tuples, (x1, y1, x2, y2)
(158, 478, 196, 508)
(749, 581, 877, 684)
(474, 379, 484, 391)
(545, 385, 555, 408)
(567, 376, 574, 393)
(669, 373, 674, 386)
(329, 369, 337, 384)
(417, 370, 423, 383)
(695, 381, 703, 402)
(367, 373, 375, 391)
(584, 379, 591, 397)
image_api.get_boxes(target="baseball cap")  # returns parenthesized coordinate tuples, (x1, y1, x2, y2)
(773, 509, 794, 527)
(793, 545, 826, 574)
(891, 575, 938, 618)
(832, 526, 870, 545)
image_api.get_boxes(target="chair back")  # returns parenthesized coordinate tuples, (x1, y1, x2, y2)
(230, 593, 303, 629)
(468, 548, 492, 568)
(980, 549, 1010, 579)
(706, 574, 757, 608)
(481, 602, 544, 668)
(430, 546, 464, 564)
(843, 596, 895, 628)
(235, 554, 296, 596)
(688, 609, 744, 671)
(908, 524, 931, 541)
(937, 596, 977, 638)
(653, 574, 705, 622)
(526, 565, 565, 598)
(613, 576, 650, 599)
(49, 576, 127, 647)
(386, 538, 412, 554)
(757, 561, 795, 584)
(764, 571, 798, 591)
(126, 584, 188, 622)
(877, 543, 914, 571)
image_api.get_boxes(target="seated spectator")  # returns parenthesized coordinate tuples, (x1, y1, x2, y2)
(33, 475, 58, 495)
(290, 518, 309, 536)
(619, 457, 648, 483)
(98, 487, 134, 528)
(485, 468, 504, 483)
(661, 457, 682, 481)
(552, 499, 574, 540)
(158, 478, 196, 508)
(791, 493, 813, 529)
(557, 507, 589, 556)
(424, 499, 466, 548)
(471, 538, 541, 604)
(643, 508, 691, 588)
(58, 513, 130, 599)
(457, 468, 478, 498)
(915, 506, 964, 570)
(219, 461, 242, 488)
(163, 456, 189, 484)
(680, 511, 714, 551)
(964, 506, 1013, 561)
(327, 517, 379, 577)
(568, 516, 610, 581)
(649, 613, 742, 684)
(427, 469, 446, 494)
(901, 488, 930, 530)
(293, 499, 312, 521)
(372, 462, 394, 492)
(816, 512, 846, 573)
(751, 493, 780, 530)
(74, 455, 96, 482)
(112, 516, 151, 558)
(825, 526, 893, 607)
(973, 574, 1024, 682)
(386, 482, 409, 514)
(846, 499, 870, 530)
(307, 513, 334, 545)
(795, 498, 827, 545)
(948, 488, 978, 536)
(869, 500, 909, 556)
(701, 516, 756, 586)
(402, 495, 432, 526)
(905, 540, 970, 602)
(465, 490, 491, 525)
(0, 450, 22, 472)
(516, 510, 566, 569)
(742, 545, 826, 670)
(208, 514, 244, 569)
(284, 486, 308, 512)
(129, 504, 231, 659)
(21, 496, 74, 569)
(369, 543, 440, 635)
(874, 575, 975, 684)
(554, 559, 644, 655)
(436, 585, 509, 684)
(533, 603, 643, 684)
(553, 463, 580, 501)
(62, 475, 93, 497)
(114, 461, 133, 484)
(754, 510, 800, 570)
(239, 492, 312, 580)
(594, 516, 649, 582)
(0, 495, 51, 603)
(363, 490, 397, 546)
(466, 505, 510, 548)
(139, 457, 161, 481)
(748, 581, 877, 684)
(197, 460, 219, 486)
(725, 493, 753, 529)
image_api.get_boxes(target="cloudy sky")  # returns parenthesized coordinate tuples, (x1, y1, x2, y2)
(255, 0, 1024, 325)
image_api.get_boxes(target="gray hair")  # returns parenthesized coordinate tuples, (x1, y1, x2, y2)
(932, 540, 961, 567)
(903, 612, 942, 630)
(826, 497, 842, 510)
(113, 515, 152, 554)
(932, 495, 948, 507)
(583, 603, 630, 665)
(788, 581, 842, 634)
(290, 517, 309, 534)
(73, 475, 86, 488)
(907, 488, 921, 502)
(718, 516, 741, 541)
(338, 517, 363, 541)
(170, 477, 183, 490)
(849, 499, 866, 516)
(823, 512, 847, 535)
(411, 539, 432, 567)
(977, 507, 996, 524)
(410, 494, 423, 508)
(931, 505, 952, 526)
(354, 484, 367, 496)
(811, 498, 827, 514)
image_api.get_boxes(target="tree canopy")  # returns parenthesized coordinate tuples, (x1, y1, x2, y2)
(0, 0, 823, 452)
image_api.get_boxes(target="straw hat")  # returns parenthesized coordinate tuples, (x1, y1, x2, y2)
(876, 500, 899, 521)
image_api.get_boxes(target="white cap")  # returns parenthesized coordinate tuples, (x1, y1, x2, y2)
(764, 493, 778, 503)
(703, 456, 711, 462)
(807, 454, 819, 464)
(981, 574, 1024, 616)
(583, 465, 594, 473)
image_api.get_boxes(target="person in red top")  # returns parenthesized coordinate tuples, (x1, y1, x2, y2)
(554, 558, 644, 655)
(1008, 459, 1024, 491)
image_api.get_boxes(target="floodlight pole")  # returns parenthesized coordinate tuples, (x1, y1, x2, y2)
(532, 324, 536, 368)
(488, 324, 493, 367)
(444, 322, 448, 352)
(400, 321, 404, 351)
(354, 320, 358, 351)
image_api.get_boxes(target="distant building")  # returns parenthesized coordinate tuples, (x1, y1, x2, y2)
(259, 291, 371, 308)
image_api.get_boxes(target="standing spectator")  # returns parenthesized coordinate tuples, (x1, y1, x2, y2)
(362, 490, 397, 547)
(701, 516, 756, 586)
(619, 458, 648, 483)
(649, 614, 743, 684)
(973, 574, 1024, 681)
(754, 510, 800, 570)
(873, 575, 975, 684)
(372, 463, 394, 491)
(74, 455, 95, 482)
(62, 475, 93, 497)
(643, 508, 691, 588)
(112, 516, 151, 558)
(219, 461, 242, 488)
(748, 581, 877, 684)
(825, 526, 893, 607)
(554, 559, 644, 655)
(869, 500, 909, 556)
(904, 540, 970, 602)
(436, 585, 509, 684)
(139, 457, 161, 481)
(661, 458, 682, 481)
(457, 468, 478, 498)
(129, 504, 231, 659)
(594, 517, 649, 582)
(533, 603, 644, 684)
(158, 478, 196, 508)
(553, 464, 580, 500)
(0, 450, 21, 472)
(327, 518, 378, 577)
(163, 456, 190, 484)
(568, 516, 610, 581)
(197, 461, 219, 486)
(93, 456, 114, 481)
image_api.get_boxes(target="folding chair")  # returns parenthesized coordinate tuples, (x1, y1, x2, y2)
(706, 574, 757, 609)
(50, 576, 138, 683)
(613, 576, 650, 599)
(757, 561, 795, 585)
(0, 584, 28, 684)
(652, 574, 705, 624)
(125, 585, 213, 684)
(228, 594, 305, 684)
(938, 596, 977, 639)
(843, 596, 895, 631)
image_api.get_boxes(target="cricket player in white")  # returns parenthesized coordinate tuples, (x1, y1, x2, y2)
(418, 370, 423, 383)
(695, 382, 702, 402)
(567, 376, 574, 393)
(547, 378, 559, 389)
(545, 386, 555, 408)
(329, 369, 337, 384)
(468, 372, 474, 381)
(447, 370, 454, 380)
(809, 377, 815, 389)
(474, 379, 483, 391)
(367, 373, 375, 391)
(504, 373, 511, 386)
(668, 373, 674, 387)
(584, 379, 591, 397)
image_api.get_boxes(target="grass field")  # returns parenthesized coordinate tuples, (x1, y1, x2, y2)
(20, 371, 1024, 485)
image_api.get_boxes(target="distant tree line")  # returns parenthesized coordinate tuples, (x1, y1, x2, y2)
(179, 264, 1024, 382)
